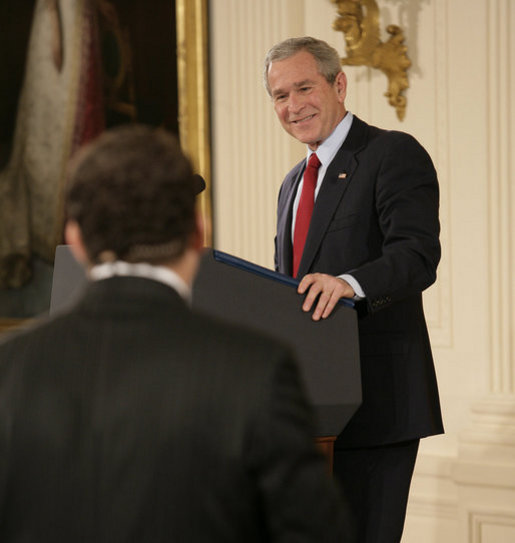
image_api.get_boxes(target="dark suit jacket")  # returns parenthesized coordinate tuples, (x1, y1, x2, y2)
(0, 276, 351, 542)
(275, 116, 444, 447)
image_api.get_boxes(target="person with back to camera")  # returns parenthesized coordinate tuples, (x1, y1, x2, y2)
(264, 36, 443, 543)
(0, 124, 354, 541)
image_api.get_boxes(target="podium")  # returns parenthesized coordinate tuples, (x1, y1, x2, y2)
(50, 245, 362, 469)
(193, 250, 362, 468)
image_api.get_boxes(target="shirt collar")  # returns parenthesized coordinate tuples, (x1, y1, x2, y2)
(307, 111, 354, 167)
(89, 261, 191, 302)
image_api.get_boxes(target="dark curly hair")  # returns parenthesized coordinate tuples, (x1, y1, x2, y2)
(65, 124, 197, 264)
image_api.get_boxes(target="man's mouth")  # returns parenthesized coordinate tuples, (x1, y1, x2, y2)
(291, 114, 315, 125)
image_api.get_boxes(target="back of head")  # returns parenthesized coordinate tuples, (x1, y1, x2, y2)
(263, 36, 342, 95)
(65, 124, 196, 265)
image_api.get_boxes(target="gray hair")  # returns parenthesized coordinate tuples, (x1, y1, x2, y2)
(263, 36, 342, 96)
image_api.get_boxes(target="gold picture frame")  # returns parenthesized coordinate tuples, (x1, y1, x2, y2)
(176, 0, 212, 244)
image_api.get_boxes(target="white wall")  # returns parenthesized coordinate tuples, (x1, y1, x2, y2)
(209, 1, 515, 541)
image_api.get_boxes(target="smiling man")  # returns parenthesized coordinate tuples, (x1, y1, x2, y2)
(264, 37, 444, 543)
(267, 48, 347, 150)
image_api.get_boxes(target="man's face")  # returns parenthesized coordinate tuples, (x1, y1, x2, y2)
(267, 50, 347, 150)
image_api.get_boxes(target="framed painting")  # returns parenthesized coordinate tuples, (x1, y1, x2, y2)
(0, 0, 211, 333)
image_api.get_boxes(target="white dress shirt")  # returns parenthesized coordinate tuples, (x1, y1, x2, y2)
(291, 112, 365, 299)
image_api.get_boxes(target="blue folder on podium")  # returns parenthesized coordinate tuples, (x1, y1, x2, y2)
(193, 249, 361, 437)
(50, 246, 362, 437)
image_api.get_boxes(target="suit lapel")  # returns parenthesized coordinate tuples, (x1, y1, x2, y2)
(297, 116, 370, 277)
(277, 161, 305, 275)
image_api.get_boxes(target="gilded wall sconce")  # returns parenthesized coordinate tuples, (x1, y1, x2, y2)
(331, 0, 411, 121)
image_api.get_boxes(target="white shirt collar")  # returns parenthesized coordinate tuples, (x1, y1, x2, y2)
(89, 261, 191, 302)
(291, 113, 354, 242)
(307, 111, 354, 167)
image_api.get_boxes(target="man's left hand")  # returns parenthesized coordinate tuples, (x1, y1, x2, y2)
(297, 273, 355, 321)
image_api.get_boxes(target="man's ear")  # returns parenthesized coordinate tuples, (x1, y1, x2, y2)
(335, 71, 347, 103)
(64, 220, 91, 267)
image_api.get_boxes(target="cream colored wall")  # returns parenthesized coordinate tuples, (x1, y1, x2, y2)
(210, 0, 307, 266)
(209, 1, 515, 541)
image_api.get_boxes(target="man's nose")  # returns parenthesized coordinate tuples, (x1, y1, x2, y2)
(287, 93, 304, 114)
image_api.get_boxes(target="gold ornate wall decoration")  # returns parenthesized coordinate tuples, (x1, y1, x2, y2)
(331, 0, 411, 121)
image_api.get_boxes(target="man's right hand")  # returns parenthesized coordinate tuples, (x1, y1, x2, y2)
(297, 273, 355, 321)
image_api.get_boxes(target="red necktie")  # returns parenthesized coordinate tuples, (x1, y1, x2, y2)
(292, 153, 321, 278)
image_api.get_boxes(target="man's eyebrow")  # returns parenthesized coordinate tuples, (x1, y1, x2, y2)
(293, 79, 316, 88)
(271, 87, 286, 98)
(271, 79, 316, 97)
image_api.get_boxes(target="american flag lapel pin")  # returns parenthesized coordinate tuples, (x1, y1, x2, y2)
(338, 172, 347, 179)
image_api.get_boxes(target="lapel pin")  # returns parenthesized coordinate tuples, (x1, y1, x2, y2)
(338, 172, 347, 179)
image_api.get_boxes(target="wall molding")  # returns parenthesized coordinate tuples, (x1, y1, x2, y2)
(486, 0, 514, 395)
(469, 509, 515, 543)
(423, 0, 453, 348)
(408, 495, 458, 521)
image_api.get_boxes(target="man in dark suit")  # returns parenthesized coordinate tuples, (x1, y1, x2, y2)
(264, 37, 444, 543)
(0, 125, 353, 541)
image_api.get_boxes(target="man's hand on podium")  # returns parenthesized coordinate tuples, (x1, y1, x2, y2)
(298, 274, 355, 321)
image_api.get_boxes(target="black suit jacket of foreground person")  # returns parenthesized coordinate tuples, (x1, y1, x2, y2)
(0, 276, 352, 542)
(276, 116, 444, 447)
